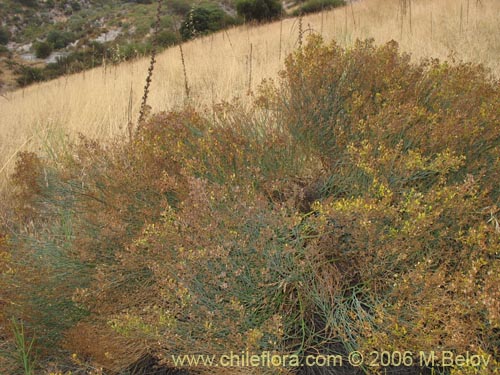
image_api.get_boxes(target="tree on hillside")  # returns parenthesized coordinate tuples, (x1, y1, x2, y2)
(35, 41, 53, 59)
(47, 30, 76, 50)
(236, 0, 282, 22)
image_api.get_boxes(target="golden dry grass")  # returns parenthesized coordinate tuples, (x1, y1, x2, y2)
(0, 0, 499, 189)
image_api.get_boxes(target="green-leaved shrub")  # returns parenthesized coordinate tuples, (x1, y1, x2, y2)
(156, 30, 180, 47)
(236, 0, 282, 22)
(0, 27, 9, 45)
(15, 65, 45, 86)
(292, 0, 345, 16)
(34, 41, 53, 59)
(46, 30, 76, 49)
(180, 4, 236, 40)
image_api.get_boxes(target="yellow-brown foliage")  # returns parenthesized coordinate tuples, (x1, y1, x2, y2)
(1, 0, 499, 192)
(1, 37, 499, 374)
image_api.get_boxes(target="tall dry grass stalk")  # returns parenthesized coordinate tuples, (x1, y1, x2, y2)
(127, 84, 134, 141)
(179, 44, 190, 101)
(279, 15, 283, 61)
(138, 0, 163, 124)
(298, 13, 304, 48)
(0, 0, 499, 189)
(247, 43, 253, 95)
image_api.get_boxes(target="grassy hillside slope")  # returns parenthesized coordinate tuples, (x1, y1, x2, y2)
(0, 0, 240, 91)
(1, 0, 499, 191)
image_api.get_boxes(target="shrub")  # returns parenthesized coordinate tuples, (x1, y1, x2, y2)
(15, 65, 45, 86)
(70, 1, 81, 11)
(0, 27, 9, 45)
(46, 30, 76, 49)
(114, 41, 152, 61)
(2, 37, 499, 374)
(260, 35, 500, 357)
(18, 0, 37, 7)
(292, 0, 345, 16)
(236, 0, 282, 22)
(34, 41, 53, 59)
(156, 30, 179, 47)
(169, 0, 192, 16)
(20, 41, 108, 85)
(157, 14, 174, 29)
(67, 15, 86, 33)
(180, 4, 234, 40)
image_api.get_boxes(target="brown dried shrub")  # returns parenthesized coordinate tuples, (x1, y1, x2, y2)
(1, 37, 499, 374)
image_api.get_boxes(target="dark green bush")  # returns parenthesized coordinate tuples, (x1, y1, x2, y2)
(114, 41, 152, 61)
(46, 30, 76, 49)
(44, 42, 106, 76)
(67, 15, 86, 33)
(156, 30, 179, 47)
(34, 41, 53, 59)
(70, 1, 81, 11)
(236, 0, 282, 22)
(15, 65, 45, 86)
(292, 0, 345, 16)
(180, 4, 233, 40)
(17, 41, 109, 86)
(0, 27, 9, 45)
(18, 0, 37, 7)
(3, 37, 500, 374)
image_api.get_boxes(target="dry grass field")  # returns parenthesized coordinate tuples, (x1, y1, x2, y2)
(0, 0, 499, 189)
